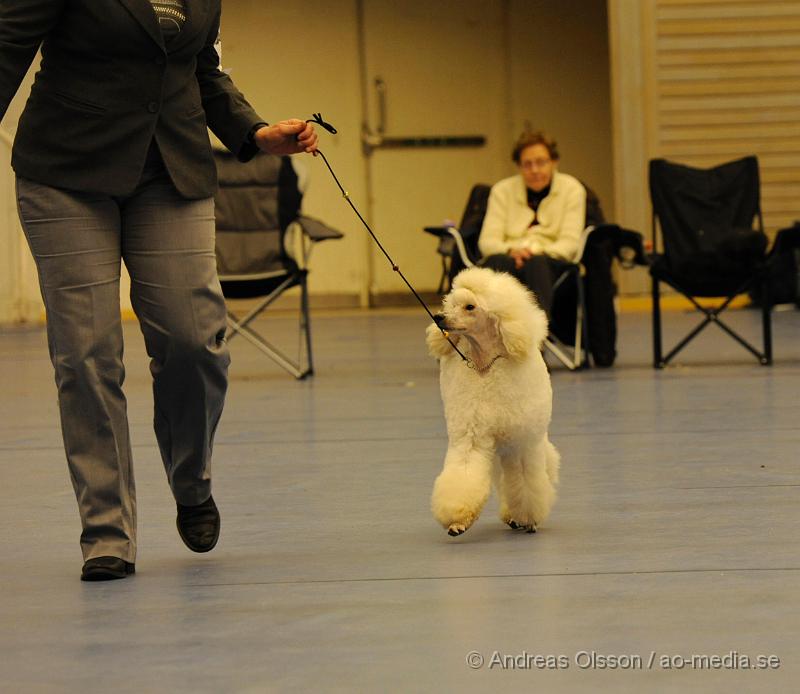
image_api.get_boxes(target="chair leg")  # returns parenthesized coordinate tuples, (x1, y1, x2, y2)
(651, 276, 770, 367)
(575, 271, 589, 368)
(225, 272, 314, 380)
(437, 257, 450, 295)
(228, 316, 310, 379)
(300, 270, 314, 378)
(762, 276, 772, 365)
(652, 276, 664, 369)
(543, 337, 580, 371)
(544, 265, 584, 371)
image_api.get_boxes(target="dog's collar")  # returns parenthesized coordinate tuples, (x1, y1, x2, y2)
(466, 354, 505, 374)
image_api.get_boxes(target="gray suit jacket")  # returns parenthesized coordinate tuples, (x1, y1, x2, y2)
(0, 0, 264, 198)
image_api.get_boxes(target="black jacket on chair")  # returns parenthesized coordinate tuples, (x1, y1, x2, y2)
(0, 0, 263, 198)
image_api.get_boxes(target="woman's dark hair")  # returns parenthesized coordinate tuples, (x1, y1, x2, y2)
(512, 130, 559, 164)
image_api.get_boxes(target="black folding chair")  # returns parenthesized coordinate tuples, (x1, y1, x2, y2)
(431, 184, 491, 294)
(214, 150, 343, 379)
(649, 156, 772, 368)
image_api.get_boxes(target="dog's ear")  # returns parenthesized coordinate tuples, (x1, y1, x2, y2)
(498, 300, 549, 359)
(426, 322, 458, 358)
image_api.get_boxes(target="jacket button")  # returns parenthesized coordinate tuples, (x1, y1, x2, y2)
(147, 101, 159, 113)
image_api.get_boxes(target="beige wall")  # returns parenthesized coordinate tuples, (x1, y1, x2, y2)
(508, 0, 614, 211)
(0, 0, 614, 322)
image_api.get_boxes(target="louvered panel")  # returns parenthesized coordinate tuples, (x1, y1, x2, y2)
(654, 161, 800, 190)
(661, 123, 800, 142)
(660, 94, 800, 110)
(763, 183, 800, 198)
(658, 47, 800, 65)
(660, 140, 800, 156)
(660, 78, 800, 96)
(661, 63, 799, 80)
(659, 34, 800, 50)
(660, 108, 800, 126)
(761, 169, 800, 184)
(659, 18, 800, 35)
(762, 200, 800, 214)
(658, 2, 800, 21)
(659, 0, 796, 5)
(652, 0, 800, 236)
(754, 154, 800, 168)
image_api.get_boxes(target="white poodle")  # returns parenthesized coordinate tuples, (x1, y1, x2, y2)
(426, 267, 560, 537)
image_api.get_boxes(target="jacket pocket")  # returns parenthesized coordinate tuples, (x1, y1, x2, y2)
(49, 90, 107, 115)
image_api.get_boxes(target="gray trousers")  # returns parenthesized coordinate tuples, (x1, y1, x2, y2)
(16, 165, 230, 563)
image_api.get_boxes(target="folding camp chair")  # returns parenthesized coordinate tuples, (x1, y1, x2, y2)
(425, 183, 645, 370)
(649, 156, 772, 368)
(214, 150, 343, 379)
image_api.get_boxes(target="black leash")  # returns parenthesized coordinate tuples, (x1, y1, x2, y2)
(305, 113, 468, 363)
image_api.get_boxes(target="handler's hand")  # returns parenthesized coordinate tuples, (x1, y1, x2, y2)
(509, 247, 534, 270)
(254, 119, 319, 155)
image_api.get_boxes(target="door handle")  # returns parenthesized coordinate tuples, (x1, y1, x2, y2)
(361, 76, 485, 155)
(375, 76, 387, 136)
(362, 77, 386, 154)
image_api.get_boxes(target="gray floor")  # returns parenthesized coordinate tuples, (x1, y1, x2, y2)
(1, 303, 799, 693)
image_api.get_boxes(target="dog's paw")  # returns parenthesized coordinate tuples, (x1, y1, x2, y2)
(447, 524, 467, 536)
(507, 519, 537, 534)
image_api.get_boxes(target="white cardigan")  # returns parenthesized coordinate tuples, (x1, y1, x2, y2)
(478, 171, 587, 262)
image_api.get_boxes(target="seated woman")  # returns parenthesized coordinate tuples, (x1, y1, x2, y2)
(478, 131, 585, 321)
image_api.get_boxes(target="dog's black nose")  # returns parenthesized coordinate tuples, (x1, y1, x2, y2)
(433, 313, 446, 327)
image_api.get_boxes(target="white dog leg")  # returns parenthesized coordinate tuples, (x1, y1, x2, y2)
(431, 444, 493, 536)
(491, 458, 509, 523)
(544, 436, 561, 486)
(499, 439, 558, 532)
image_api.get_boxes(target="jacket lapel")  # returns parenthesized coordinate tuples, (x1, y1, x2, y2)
(118, 0, 166, 51)
(169, 0, 214, 52)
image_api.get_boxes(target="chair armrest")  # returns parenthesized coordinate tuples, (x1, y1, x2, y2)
(424, 226, 475, 268)
(575, 225, 595, 261)
(284, 215, 343, 268)
(767, 223, 800, 257)
(296, 215, 344, 242)
(423, 226, 453, 238)
(585, 224, 649, 267)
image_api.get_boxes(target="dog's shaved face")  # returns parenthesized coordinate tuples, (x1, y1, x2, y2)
(441, 287, 493, 336)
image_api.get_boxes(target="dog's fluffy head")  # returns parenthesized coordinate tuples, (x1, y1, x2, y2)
(426, 267, 548, 361)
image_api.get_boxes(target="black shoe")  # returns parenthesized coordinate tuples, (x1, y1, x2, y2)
(176, 495, 220, 553)
(81, 556, 135, 581)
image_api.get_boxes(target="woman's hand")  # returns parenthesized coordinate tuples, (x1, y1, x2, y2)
(509, 247, 534, 269)
(254, 119, 318, 155)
